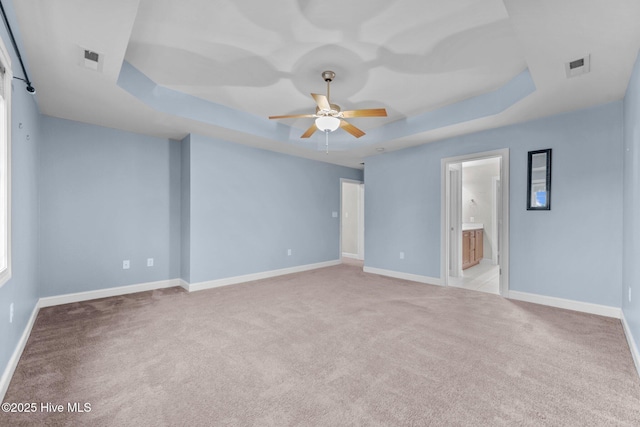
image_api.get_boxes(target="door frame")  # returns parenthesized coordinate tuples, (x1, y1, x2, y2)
(448, 164, 462, 277)
(440, 149, 510, 295)
(491, 176, 500, 265)
(340, 178, 365, 261)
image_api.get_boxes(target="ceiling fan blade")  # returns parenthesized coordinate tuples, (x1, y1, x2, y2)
(301, 123, 318, 138)
(269, 114, 316, 119)
(340, 120, 365, 138)
(341, 108, 388, 118)
(311, 93, 330, 111)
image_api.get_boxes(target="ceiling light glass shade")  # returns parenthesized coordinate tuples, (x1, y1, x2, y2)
(315, 116, 340, 132)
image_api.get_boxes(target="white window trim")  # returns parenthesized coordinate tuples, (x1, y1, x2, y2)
(0, 34, 12, 288)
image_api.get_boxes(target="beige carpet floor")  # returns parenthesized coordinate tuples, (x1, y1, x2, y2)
(2, 264, 640, 426)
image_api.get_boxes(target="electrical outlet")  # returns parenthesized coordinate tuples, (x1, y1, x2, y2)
(147, 258, 154, 267)
(399, 251, 405, 260)
(332, 211, 338, 218)
(123, 260, 130, 269)
(629, 287, 632, 303)
(287, 249, 292, 256)
(9, 302, 13, 323)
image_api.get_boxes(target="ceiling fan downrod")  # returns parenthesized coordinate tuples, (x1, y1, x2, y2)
(322, 70, 335, 104)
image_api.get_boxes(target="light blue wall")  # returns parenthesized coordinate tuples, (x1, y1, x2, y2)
(39, 117, 181, 296)
(185, 134, 362, 283)
(365, 102, 624, 307)
(38, 125, 363, 289)
(0, 0, 41, 393)
(623, 49, 640, 348)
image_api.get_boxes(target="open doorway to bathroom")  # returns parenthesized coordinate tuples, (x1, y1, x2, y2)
(340, 179, 364, 266)
(441, 149, 509, 296)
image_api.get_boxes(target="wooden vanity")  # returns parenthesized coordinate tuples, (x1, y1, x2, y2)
(462, 226, 483, 270)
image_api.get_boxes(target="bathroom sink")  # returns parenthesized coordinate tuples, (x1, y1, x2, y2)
(462, 223, 483, 230)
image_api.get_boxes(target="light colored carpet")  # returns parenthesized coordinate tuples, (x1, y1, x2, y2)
(2, 264, 640, 426)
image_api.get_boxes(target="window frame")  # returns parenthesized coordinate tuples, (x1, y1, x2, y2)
(0, 34, 12, 288)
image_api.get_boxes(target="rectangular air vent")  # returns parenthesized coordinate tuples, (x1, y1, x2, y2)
(565, 55, 590, 78)
(569, 58, 584, 69)
(78, 46, 103, 72)
(84, 50, 99, 62)
(84, 50, 99, 70)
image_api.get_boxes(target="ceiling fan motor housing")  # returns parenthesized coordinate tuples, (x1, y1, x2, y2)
(322, 70, 335, 82)
(316, 104, 341, 116)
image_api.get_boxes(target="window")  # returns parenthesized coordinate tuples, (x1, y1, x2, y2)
(0, 37, 11, 287)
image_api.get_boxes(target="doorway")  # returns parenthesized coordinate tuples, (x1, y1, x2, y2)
(340, 179, 364, 263)
(441, 149, 509, 296)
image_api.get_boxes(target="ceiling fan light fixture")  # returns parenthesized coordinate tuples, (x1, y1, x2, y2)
(315, 116, 340, 132)
(269, 70, 385, 139)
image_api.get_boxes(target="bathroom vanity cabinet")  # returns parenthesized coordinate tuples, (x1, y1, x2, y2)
(462, 228, 483, 270)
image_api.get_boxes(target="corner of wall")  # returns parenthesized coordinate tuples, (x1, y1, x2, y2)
(180, 134, 191, 283)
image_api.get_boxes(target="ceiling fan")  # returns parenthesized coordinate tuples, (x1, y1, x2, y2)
(269, 70, 387, 139)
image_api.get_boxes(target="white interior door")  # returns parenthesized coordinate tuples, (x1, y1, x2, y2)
(340, 179, 364, 261)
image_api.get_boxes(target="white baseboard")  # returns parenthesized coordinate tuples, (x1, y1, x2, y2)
(184, 260, 341, 292)
(507, 290, 622, 319)
(39, 278, 182, 308)
(363, 266, 442, 286)
(341, 252, 360, 260)
(37, 261, 343, 305)
(621, 310, 640, 379)
(0, 302, 39, 403)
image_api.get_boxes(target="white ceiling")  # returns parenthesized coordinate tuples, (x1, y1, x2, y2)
(12, 0, 640, 168)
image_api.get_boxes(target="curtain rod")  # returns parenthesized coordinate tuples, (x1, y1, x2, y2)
(0, 0, 35, 94)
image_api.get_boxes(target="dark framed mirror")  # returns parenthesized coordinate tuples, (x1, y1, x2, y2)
(527, 149, 552, 210)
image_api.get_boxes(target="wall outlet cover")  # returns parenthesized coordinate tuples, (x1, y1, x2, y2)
(123, 260, 130, 269)
(147, 258, 154, 267)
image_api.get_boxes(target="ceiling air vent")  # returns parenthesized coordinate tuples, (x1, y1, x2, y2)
(78, 47, 103, 72)
(565, 54, 590, 78)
